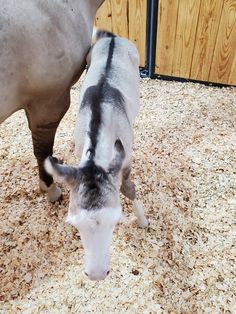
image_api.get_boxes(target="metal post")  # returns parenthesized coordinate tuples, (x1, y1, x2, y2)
(140, 0, 158, 78)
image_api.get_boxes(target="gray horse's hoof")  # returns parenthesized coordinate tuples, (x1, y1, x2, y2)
(47, 184, 62, 203)
(40, 180, 62, 203)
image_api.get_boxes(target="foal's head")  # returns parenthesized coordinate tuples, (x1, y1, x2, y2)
(45, 140, 124, 280)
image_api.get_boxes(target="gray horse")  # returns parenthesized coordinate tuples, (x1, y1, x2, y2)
(0, 0, 104, 201)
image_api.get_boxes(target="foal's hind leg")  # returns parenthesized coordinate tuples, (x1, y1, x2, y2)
(25, 91, 70, 202)
(120, 168, 149, 228)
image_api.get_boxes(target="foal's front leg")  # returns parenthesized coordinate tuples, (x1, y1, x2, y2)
(120, 168, 149, 228)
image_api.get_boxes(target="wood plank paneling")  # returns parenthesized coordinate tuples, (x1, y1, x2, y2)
(128, 0, 147, 66)
(209, 0, 236, 84)
(155, 0, 179, 75)
(172, 0, 201, 78)
(94, 0, 147, 68)
(110, 0, 129, 38)
(95, 0, 235, 85)
(95, 0, 113, 31)
(190, 0, 224, 81)
(228, 53, 236, 85)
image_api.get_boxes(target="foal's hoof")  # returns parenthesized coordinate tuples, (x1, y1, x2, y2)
(138, 217, 149, 228)
(47, 184, 62, 203)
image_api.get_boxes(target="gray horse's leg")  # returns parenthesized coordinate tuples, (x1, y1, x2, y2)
(25, 91, 70, 202)
(120, 168, 149, 228)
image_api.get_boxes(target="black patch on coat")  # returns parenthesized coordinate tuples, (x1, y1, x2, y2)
(79, 160, 113, 210)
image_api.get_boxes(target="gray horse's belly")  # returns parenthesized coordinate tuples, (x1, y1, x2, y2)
(0, 1, 90, 122)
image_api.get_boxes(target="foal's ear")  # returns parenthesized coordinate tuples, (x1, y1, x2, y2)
(44, 156, 80, 187)
(108, 139, 125, 176)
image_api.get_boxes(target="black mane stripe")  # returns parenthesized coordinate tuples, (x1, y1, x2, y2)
(81, 37, 116, 160)
(105, 37, 115, 75)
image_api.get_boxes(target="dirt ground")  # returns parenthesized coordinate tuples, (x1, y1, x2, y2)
(0, 77, 235, 313)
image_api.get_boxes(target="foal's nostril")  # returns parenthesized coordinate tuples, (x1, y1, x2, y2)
(85, 271, 110, 280)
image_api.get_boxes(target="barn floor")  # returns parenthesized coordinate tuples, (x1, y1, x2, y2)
(0, 77, 235, 313)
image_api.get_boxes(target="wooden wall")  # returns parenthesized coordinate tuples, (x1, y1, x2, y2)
(95, 0, 236, 85)
(95, 0, 147, 67)
(155, 0, 236, 85)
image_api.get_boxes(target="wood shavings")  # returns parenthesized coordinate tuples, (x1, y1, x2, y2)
(0, 76, 235, 313)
